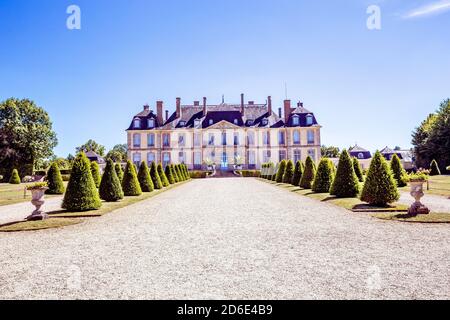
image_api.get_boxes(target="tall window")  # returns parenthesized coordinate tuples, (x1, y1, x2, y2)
(306, 115, 313, 126)
(247, 131, 255, 146)
(179, 152, 185, 164)
(234, 133, 239, 146)
(178, 133, 185, 147)
(162, 152, 171, 167)
(194, 152, 202, 169)
(293, 131, 300, 145)
(292, 115, 299, 126)
(248, 151, 256, 167)
(147, 152, 155, 165)
(147, 133, 155, 147)
(279, 150, 287, 162)
(133, 134, 141, 148)
(194, 133, 201, 147)
(163, 133, 170, 147)
(133, 118, 141, 129)
(308, 149, 316, 161)
(148, 119, 155, 128)
(263, 150, 271, 163)
(294, 150, 301, 163)
(278, 131, 285, 145)
(133, 153, 141, 166)
(208, 133, 215, 146)
(222, 132, 227, 146)
(263, 132, 270, 146)
(307, 130, 315, 144)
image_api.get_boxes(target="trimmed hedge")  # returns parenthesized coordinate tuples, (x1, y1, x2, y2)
(292, 161, 304, 186)
(353, 157, 364, 183)
(330, 150, 360, 198)
(46, 162, 65, 195)
(122, 160, 142, 196)
(361, 151, 399, 206)
(90, 161, 101, 188)
(150, 162, 163, 189)
(299, 156, 316, 189)
(275, 160, 287, 183)
(9, 169, 21, 184)
(165, 165, 176, 184)
(283, 160, 295, 184)
(190, 171, 210, 179)
(99, 159, 124, 201)
(240, 170, 261, 177)
(390, 154, 407, 187)
(430, 159, 441, 176)
(158, 163, 170, 187)
(62, 153, 102, 211)
(115, 163, 124, 182)
(175, 165, 184, 182)
(171, 164, 180, 183)
(138, 161, 154, 192)
(312, 158, 334, 193)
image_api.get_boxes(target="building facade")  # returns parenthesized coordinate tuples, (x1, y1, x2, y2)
(126, 95, 321, 170)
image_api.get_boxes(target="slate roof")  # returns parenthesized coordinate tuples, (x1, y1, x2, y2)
(380, 146, 395, 154)
(349, 145, 372, 159)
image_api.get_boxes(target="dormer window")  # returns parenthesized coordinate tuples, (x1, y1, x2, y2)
(292, 115, 300, 126)
(233, 119, 239, 125)
(247, 120, 254, 126)
(306, 114, 313, 125)
(148, 119, 155, 128)
(262, 119, 268, 126)
(133, 118, 141, 129)
(358, 153, 364, 159)
(179, 121, 186, 127)
(194, 119, 201, 127)
(209, 119, 214, 126)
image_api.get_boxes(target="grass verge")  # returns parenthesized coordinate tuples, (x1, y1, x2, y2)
(0, 218, 82, 232)
(373, 212, 450, 223)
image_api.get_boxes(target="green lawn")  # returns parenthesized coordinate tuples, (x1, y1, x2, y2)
(0, 182, 67, 207)
(399, 175, 450, 198)
(373, 212, 450, 223)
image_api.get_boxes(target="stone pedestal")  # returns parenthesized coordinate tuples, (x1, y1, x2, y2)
(26, 188, 49, 221)
(408, 181, 430, 216)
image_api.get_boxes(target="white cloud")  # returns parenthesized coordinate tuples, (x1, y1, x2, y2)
(403, 0, 450, 18)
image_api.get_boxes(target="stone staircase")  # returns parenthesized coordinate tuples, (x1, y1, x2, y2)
(211, 170, 240, 178)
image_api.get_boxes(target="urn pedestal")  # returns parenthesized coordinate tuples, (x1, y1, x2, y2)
(408, 181, 430, 216)
(26, 187, 49, 221)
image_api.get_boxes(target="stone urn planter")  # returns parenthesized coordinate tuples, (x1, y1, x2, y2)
(26, 185, 49, 221)
(408, 180, 430, 216)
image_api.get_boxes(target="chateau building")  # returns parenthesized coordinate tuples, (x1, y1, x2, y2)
(126, 95, 321, 170)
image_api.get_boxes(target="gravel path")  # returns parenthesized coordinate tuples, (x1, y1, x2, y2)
(398, 191, 450, 213)
(0, 197, 63, 225)
(0, 178, 449, 300)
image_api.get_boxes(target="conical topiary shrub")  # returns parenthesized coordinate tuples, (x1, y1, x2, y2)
(157, 163, 170, 187)
(150, 162, 163, 189)
(122, 160, 142, 196)
(275, 160, 287, 183)
(9, 169, 21, 184)
(430, 159, 441, 176)
(62, 152, 102, 211)
(361, 151, 399, 206)
(171, 164, 180, 183)
(292, 161, 304, 186)
(165, 165, 175, 184)
(99, 159, 124, 202)
(46, 162, 65, 194)
(283, 160, 295, 184)
(175, 164, 184, 182)
(90, 161, 101, 188)
(183, 164, 190, 180)
(137, 161, 154, 192)
(115, 163, 124, 182)
(312, 158, 334, 193)
(330, 150, 360, 198)
(299, 156, 316, 189)
(390, 154, 407, 187)
(353, 157, 364, 183)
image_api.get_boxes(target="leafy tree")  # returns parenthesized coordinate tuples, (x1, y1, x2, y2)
(76, 139, 106, 157)
(171, 164, 180, 183)
(122, 160, 142, 196)
(321, 145, 340, 158)
(62, 152, 102, 211)
(283, 160, 295, 184)
(330, 150, 360, 197)
(430, 159, 441, 176)
(361, 151, 400, 206)
(312, 158, 334, 193)
(352, 157, 364, 182)
(292, 161, 304, 186)
(150, 162, 163, 189)
(99, 159, 124, 202)
(9, 169, 21, 184)
(106, 144, 127, 162)
(0, 98, 57, 180)
(275, 160, 287, 183)
(165, 165, 175, 184)
(390, 154, 407, 187)
(90, 161, 101, 188)
(137, 161, 154, 192)
(299, 156, 316, 189)
(45, 162, 65, 194)
(157, 163, 170, 187)
(115, 163, 124, 182)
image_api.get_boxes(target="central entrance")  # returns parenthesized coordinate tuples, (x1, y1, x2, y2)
(221, 152, 228, 170)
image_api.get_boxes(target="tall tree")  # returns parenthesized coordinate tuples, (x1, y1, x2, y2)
(106, 144, 128, 162)
(321, 145, 340, 158)
(0, 98, 57, 180)
(76, 139, 106, 157)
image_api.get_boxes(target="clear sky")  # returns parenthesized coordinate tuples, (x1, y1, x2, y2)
(0, 0, 449, 157)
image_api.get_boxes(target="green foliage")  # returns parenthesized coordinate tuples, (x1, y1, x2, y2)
(171, 164, 180, 183)
(330, 150, 360, 198)
(105, 144, 127, 162)
(189, 171, 211, 179)
(239, 170, 261, 177)
(115, 163, 124, 182)
(76, 139, 106, 157)
(299, 157, 316, 189)
(361, 151, 400, 205)
(390, 154, 407, 187)
(175, 165, 185, 182)
(283, 160, 295, 184)
(27, 182, 48, 190)
(137, 161, 154, 192)
(275, 160, 287, 183)
(312, 158, 334, 193)
(99, 159, 124, 202)
(150, 162, 163, 189)
(183, 164, 191, 180)
(45, 162, 65, 194)
(9, 169, 21, 184)
(292, 161, 304, 186)
(121, 160, 142, 196)
(165, 165, 175, 184)
(90, 161, 101, 188)
(430, 159, 441, 176)
(62, 153, 102, 211)
(157, 163, 170, 187)
(352, 157, 364, 182)
(321, 145, 340, 158)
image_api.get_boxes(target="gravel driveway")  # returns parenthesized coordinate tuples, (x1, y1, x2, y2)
(0, 178, 449, 299)
(0, 197, 63, 225)
(398, 192, 450, 214)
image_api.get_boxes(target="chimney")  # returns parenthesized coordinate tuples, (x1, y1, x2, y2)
(203, 97, 207, 115)
(248, 101, 255, 105)
(240, 93, 245, 115)
(165, 110, 169, 121)
(278, 107, 282, 118)
(143, 104, 150, 111)
(267, 96, 272, 115)
(297, 101, 304, 108)
(176, 97, 181, 118)
(194, 101, 200, 106)
(156, 101, 164, 126)
(284, 100, 291, 123)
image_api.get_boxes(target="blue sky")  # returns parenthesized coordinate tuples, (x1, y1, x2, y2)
(0, 0, 449, 157)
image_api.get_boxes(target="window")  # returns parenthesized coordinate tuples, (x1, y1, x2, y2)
(233, 119, 239, 125)
(179, 152, 185, 164)
(209, 119, 214, 126)
(263, 132, 270, 146)
(179, 121, 186, 127)
(263, 150, 271, 163)
(308, 149, 316, 161)
(147, 133, 155, 147)
(247, 120, 254, 126)
(222, 132, 227, 146)
(294, 150, 301, 163)
(148, 119, 155, 128)
(358, 153, 364, 159)
(133, 153, 141, 166)
(178, 133, 185, 147)
(133, 118, 141, 129)
(293, 131, 300, 145)
(262, 119, 268, 126)
(292, 115, 299, 126)
(163, 133, 170, 147)
(210, 150, 216, 161)
(194, 133, 201, 147)
(162, 152, 171, 167)
(306, 115, 313, 126)
(234, 133, 239, 146)
(307, 130, 315, 144)
(278, 131, 285, 145)
(194, 119, 201, 127)
(147, 152, 155, 165)
(279, 150, 287, 162)
(247, 131, 255, 146)
(133, 134, 141, 148)
(194, 152, 202, 168)
(248, 151, 256, 165)
(208, 133, 215, 146)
